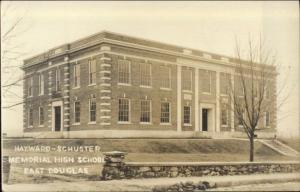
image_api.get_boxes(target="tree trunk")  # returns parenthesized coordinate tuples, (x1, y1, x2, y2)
(249, 135, 254, 162)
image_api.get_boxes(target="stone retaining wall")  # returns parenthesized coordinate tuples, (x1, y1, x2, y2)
(101, 152, 300, 180)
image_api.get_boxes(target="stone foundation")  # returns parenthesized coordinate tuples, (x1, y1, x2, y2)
(101, 152, 300, 180)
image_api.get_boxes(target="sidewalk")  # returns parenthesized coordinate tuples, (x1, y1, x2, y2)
(3, 173, 300, 192)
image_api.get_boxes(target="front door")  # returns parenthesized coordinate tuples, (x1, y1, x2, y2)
(202, 109, 208, 131)
(54, 106, 61, 132)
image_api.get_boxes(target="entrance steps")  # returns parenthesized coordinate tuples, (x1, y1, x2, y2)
(259, 139, 300, 157)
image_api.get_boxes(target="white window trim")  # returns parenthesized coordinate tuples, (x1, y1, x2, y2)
(118, 60, 131, 85)
(56, 68, 61, 92)
(160, 66, 171, 89)
(73, 64, 80, 88)
(183, 105, 192, 126)
(140, 63, 152, 87)
(74, 101, 80, 124)
(238, 111, 246, 128)
(88, 59, 97, 85)
(140, 100, 152, 124)
(160, 102, 171, 124)
(38, 107, 44, 125)
(160, 87, 172, 91)
(118, 82, 132, 86)
(264, 111, 270, 128)
(202, 71, 212, 94)
(39, 74, 44, 96)
(221, 107, 229, 127)
(28, 77, 33, 97)
(182, 69, 193, 92)
(28, 108, 33, 128)
(118, 98, 131, 123)
(89, 96, 96, 123)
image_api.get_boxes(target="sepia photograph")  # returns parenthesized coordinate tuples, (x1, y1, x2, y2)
(1, 1, 299, 191)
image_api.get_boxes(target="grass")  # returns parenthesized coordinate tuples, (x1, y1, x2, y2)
(3, 138, 299, 184)
(278, 138, 300, 152)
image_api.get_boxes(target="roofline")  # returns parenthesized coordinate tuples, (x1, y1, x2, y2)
(22, 30, 276, 71)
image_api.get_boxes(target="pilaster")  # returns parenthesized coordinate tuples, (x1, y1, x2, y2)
(63, 58, 70, 131)
(216, 71, 220, 132)
(177, 65, 182, 132)
(194, 68, 199, 131)
(99, 50, 112, 126)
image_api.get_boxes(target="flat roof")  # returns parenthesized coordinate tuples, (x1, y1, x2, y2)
(23, 30, 274, 70)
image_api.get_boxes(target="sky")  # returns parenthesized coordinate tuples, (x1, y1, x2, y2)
(1, 1, 299, 138)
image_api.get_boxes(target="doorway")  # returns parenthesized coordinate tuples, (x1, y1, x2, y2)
(52, 101, 63, 132)
(202, 109, 208, 131)
(199, 103, 215, 132)
(54, 106, 61, 131)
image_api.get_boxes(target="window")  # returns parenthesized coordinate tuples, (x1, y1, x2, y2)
(238, 110, 245, 127)
(202, 70, 211, 93)
(39, 74, 44, 95)
(220, 73, 230, 95)
(28, 76, 33, 97)
(118, 98, 130, 122)
(89, 95, 96, 122)
(160, 66, 171, 89)
(28, 108, 33, 127)
(140, 63, 151, 87)
(264, 111, 270, 127)
(236, 78, 244, 96)
(183, 106, 191, 125)
(140, 100, 151, 123)
(265, 84, 270, 99)
(221, 106, 228, 126)
(74, 64, 80, 87)
(74, 101, 80, 123)
(118, 60, 130, 84)
(182, 68, 192, 91)
(253, 80, 259, 98)
(161, 102, 170, 123)
(89, 59, 96, 85)
(56, 69, 61, 91)
(39, 107, 44, 125)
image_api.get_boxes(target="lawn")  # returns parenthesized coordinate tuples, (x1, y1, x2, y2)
(278, 138, 300, 152)
(3, 138, 299, 184)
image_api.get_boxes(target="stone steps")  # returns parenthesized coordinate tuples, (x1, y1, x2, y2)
(260, 139, 300, 157)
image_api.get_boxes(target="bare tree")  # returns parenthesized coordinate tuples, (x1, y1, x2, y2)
(1, 2, 30, 109)
(224, 36, 290, 162)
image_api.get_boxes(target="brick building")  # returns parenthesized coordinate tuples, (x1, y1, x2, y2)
(22, 31, 276, 138)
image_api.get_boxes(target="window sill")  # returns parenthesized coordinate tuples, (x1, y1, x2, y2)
(220, 94, 229, 97)
(118, 83, 131, 86)
(38, 125, 44, 128)
(160, 87, 172, 91)
(202, 92, 211, 95)
(73, 123, 80, 126)
(184, 124, 192, 126)
(221, 125, 229, 127)
(88, 83, 96, 87)
(73, 86, 80, 90)
(118, 121, 131, 124)
(183, 90, 193, 93)
(140, 122, 152, 125)
(88, 122, 96, 125)
(27, 96, 33, 98)
(38, 94, 44, 96)
(140, 85, 152, 89)
(160, 123, 172, 126)
(28, 126, 33, 129)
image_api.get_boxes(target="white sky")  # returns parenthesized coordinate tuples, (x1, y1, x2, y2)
(1, 1, 299, 138)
